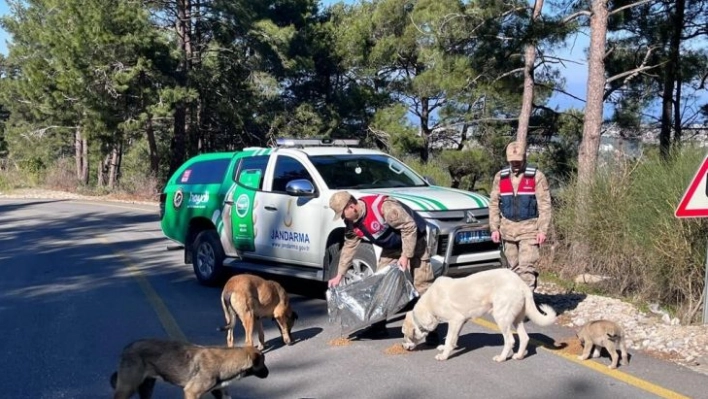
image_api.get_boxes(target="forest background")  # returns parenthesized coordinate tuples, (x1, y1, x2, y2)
(0, 0, 707, 322)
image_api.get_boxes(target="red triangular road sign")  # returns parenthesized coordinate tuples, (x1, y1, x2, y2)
(675, 154, 708, 218)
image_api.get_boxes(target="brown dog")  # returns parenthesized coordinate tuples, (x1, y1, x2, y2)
(109, 338, 268, 399)
(218, 274, 298, 349)
(576, 319, 629, 369)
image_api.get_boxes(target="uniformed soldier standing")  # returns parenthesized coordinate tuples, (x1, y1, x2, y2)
(489, 141, 552, 290)
(328, 191, 436, 340)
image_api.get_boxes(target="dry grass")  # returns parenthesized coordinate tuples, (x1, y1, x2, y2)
(548, 148, 708, 324)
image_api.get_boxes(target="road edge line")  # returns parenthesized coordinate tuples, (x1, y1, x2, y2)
(100, 237, 187, 342)
(471, 317, 690, 399)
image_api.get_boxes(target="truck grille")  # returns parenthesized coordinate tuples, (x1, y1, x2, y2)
(436, 234, 449, 257)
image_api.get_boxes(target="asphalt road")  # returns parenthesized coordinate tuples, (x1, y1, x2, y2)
(1, 198, 707, 399)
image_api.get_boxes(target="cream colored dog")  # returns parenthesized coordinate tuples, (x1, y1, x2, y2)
(401, 268, 557, 362)
(576, 319, 629, 369)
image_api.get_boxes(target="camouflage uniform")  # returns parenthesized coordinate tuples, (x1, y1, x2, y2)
(489, 142, 552, 290)
(335, 196, 434, 295)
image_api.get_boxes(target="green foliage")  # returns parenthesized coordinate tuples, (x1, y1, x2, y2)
(397, 154, 451, 188)
(439, 148, 493, 191)
(552, 147, 708, 323)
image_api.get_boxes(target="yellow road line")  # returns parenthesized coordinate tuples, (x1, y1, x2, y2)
(100, 237, 187, 342)
(471, 317, 690, 399)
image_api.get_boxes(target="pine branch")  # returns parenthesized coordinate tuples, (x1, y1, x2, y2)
(608, 0, 655, 16)
(493, 68, 524, 82)
(603, 47, 663, 101)
(699, 71, 708, 90)
(536, 82, 586, 103)
(562, 10, 591, 23)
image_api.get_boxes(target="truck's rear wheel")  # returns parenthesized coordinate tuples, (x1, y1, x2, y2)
(325, 242, 378, 285)
(192, 230, 226, 286)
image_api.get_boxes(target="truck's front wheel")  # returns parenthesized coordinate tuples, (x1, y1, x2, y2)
(325, 242, 378, 285)
(192, 230, 226, 286)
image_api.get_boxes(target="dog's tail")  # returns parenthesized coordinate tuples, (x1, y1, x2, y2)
(523, 286, 557, 326)
(109, 371, 117, 389)
(217, 290, 236, 332)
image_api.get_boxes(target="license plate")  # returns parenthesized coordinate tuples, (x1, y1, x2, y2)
(455, 230, 491, 244)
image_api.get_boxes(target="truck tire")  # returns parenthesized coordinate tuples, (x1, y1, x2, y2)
(192, 230, 226, 286)
(325, 242, 378, 285)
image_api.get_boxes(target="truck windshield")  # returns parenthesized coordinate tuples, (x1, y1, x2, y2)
(309, 154, 428, 189)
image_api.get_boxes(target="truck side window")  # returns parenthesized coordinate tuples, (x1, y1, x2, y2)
(178, 159, 231, 185)
(235, 156, 269, 190)
(271, 156, 314, 193)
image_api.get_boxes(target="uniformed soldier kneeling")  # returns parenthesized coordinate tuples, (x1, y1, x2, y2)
(328, 191, 439, 344)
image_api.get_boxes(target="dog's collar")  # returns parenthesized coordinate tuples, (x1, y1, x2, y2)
(411, 308, 429, 334)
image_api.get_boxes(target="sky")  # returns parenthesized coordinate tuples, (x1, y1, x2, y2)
(0, 0, 591, 113)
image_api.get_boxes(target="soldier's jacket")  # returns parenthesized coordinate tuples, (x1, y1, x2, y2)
(337, 198, 418, 276)
(489, 166, 552, 241)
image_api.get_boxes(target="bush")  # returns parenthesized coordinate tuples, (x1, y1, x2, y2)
(550, 148, 708, 323)
(44, 157, 79, 192)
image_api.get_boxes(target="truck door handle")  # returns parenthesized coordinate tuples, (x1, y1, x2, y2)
(264, 205, 278, 211)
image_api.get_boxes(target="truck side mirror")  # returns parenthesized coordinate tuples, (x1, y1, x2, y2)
(285, 179, 316, 197)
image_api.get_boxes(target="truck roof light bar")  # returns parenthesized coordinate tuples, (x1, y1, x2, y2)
(275, 138, 360, 148)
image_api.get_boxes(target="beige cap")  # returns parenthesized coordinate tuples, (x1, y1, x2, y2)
(329, 191, 354, 221)
(506, 141, 525, 162)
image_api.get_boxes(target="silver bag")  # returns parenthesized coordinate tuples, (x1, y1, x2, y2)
(326, 264, 419, 336)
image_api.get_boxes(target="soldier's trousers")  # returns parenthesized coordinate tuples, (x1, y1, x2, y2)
(502, 238, 539, 290)
(378, 236, 434, 295)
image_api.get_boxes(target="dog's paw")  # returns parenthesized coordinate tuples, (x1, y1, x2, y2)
(512, 351, 526, 360)
(435, 353, 449, 361)
(577, 355, 586, 361)
(255, 343, 265, 350)
(608, 364, 617, 369)
(493, 355, 508, 362)
(436, 345, 445, 351)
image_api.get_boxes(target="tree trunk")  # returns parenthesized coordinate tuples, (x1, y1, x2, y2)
(75, 127, 83, 181)
(146, 114, 159, 180)
(659, 0, 685, 159)
(170, 0, 192, 176)
(671, 0, 685, 148)
(572, 0, 609, 268)
(659, 78, 675, 159)
(97, 153, 110, 188)
(108, 143, 120, 189)
(420, 96, 430, 163)
(80, 136, 89, 185)
(516, 0, 544, 151)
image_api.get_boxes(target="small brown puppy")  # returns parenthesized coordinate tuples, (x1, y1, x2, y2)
(576, 319, 629, 369)
(109, 338, 268, 399)
(219, 274, 298, 349)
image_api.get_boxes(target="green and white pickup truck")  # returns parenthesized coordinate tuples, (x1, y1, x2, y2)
(159, 138, 501, 286)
